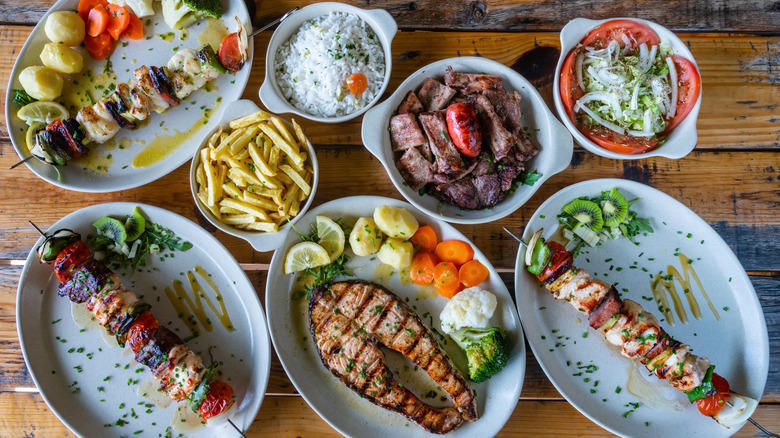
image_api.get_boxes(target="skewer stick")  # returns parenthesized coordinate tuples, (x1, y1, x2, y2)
(10, 155, 33, 169)
(29, 221, 46, 236)
(227, 419, 248, 438)
(249, 7, 299, 38)
(502, 227, 525, 247)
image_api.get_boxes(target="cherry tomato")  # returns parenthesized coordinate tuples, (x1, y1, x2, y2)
(218, 32, 244, 72)
(346, 73, 368, 95)
(199, 380, 234, 420)
(537, 241, 573, 283)
(663, 55, 701, 134)
(579, 20, 659, 51)
(53, 241, 91, 282)
(84, 31, 115, 61)
(696, 373, 730, 417)
(126, 311, 158, 354)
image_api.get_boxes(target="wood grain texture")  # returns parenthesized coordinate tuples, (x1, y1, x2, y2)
(0, 392, 778, 437)
(3, 0, 780, 33)
(1, 28, 778, 149)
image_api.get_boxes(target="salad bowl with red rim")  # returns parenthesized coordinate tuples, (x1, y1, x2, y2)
(553, 18, 702, 160)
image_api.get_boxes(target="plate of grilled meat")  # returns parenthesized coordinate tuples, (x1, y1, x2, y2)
(16, 203, 271, 437)
(513, 178, 768, 437)
(266, 195, 526, 437)
(6, 0, 253, 192)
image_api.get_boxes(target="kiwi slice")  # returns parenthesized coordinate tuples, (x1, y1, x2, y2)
(562, 199, 604, 232)
(93, 216, 127, 245)
(124, 207, 147, 242)
(600, 188, 629, 228)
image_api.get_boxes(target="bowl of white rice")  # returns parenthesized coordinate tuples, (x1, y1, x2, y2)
(259, 3, 397, 123)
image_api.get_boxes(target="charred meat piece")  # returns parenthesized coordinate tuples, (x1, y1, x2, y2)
(417, 78, 457, 111)
(418, 112, 465, 174)
(134, 325, 183, 378)
(444, 71, 503, 95)
(58, 258, 121, 303)
(430, 179, 480, 210)
(588, 286, 622, 329)
(396, 147, 435, 191)
(483, 89, 523, 136)
(389, 113, 427, 151)
(468, 95, 517, 160)
(472, 174, 503, 207)
(398, 90, 425, 114)
(310, 280, 477, 433)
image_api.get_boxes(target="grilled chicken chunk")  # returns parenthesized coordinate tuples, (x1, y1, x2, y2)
(76, 104, 121, 143)
(310, 280, 477, 434)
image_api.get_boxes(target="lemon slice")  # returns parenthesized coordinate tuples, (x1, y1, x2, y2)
(17, 101, 68, 125)
(283, 242, 330, 274)
(316, 215, 345, 261)
(25, 121, 46, 152)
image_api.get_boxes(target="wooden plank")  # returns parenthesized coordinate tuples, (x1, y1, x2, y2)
(0, 392, 778, 437)
(1, 27, 778, 149)
(2, 266, 778, 401)
(3, 0, 780, 33)
(1, 147, 778, 270)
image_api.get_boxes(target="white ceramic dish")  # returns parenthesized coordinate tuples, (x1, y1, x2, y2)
(266, 195, 525, 437)
(513, 179, 768, 437)
(361, 57, 573, 224)
(189, 99, 319, 252)
(17, 203, 272, 437)
(553, 18, 702, 160)
(6, 0, 253, 192)
(258, 2, 397, 123)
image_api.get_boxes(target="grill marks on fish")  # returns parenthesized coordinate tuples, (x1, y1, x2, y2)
(309, 280, 477, 434)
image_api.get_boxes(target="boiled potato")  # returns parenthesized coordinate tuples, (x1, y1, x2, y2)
(373, 205, 419, 240)
(40, 43, 83, 74)
(19, 66, 63, 101)
(349, 217, 384, 256)
(377, 238, 414, 270)
(45, 11, 85, 45)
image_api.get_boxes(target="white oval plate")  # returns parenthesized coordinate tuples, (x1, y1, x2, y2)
(266, 195, 525, 437)
(361, 57, 573, 224)
(513, 178, 768, 437)
(16, 202, 271, 437)
(6, 0, 253, 192)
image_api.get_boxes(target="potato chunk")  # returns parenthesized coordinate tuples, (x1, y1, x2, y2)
(19, 66, 63, 101)
(45, 11, 86, 45)
(40, 43, 83, 74)
(377, 238, 414, 270)
(373, 205, 419, 240)
(349, 217, 384, 256)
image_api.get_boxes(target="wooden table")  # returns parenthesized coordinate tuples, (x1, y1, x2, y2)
(0, 1, 778, 436)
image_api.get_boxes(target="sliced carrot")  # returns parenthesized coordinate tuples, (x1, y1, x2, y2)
(434, 240, 474, 266)
(346, 73, 368, 95)
(410, 225, 438, 252)
(87, 6, 109, 37)
(459, 260, 489, 287)
(78, 0, 107, 21)
(106, 4, 131, 40)
(433, 262, 461, 298)
(410, 251, 439, 285)
(122, 12, 144, 40)
(84, 31, 114, 60)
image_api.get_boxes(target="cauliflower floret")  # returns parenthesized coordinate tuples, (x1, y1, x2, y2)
(439, 287, 497, 335)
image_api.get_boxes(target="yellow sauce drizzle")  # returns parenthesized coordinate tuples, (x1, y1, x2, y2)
(197, 18, 229, 50)
(164, 265, 234, 341)
(648, 252, 719, 325)
(131, 115, 208, 168)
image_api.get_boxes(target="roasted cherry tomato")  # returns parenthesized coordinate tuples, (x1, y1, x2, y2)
(199, 380, 234, 420)
(445, 102, 482, 157)
(53, 240, 91, 282)
(696, 373, 730, 417)
(217, 32, 244, 72)
(126, 311, 158, 354)
(537, 241, 573, 283)
(663, 55, 701, 134)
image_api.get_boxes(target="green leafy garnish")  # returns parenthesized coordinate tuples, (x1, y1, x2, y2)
(13, 89, 36, 106)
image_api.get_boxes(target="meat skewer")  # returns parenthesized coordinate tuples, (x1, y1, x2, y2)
(506, 227, 763, 430)
(33, 225, 239, 429)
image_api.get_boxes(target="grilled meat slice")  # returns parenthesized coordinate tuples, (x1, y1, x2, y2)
(396, 147, 435, 191)
(417, 78, 457, 111)
(418, 112, 465, 174)
(430, 179, 479, 210)
(398, 90, 425, 114)
(135, 325, 182, 376)
(390, 113, 428, 151)
(467, 95, 516, 160)
(483, 89, 523, 135)
(444, 71, 503, 95)
(58, 258, 121, 303)
(553, 268, 611, 314)
(76, 104, 121, 144)
(588, 286, 622, 329)
(310, 280, 477, 433)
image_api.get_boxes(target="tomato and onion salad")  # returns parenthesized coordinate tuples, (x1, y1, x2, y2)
(560, 20, 701, 154)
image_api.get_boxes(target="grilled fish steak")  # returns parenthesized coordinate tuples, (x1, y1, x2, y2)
(309, 280, 478, 434)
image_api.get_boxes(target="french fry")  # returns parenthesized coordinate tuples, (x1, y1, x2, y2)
(222, 214, 257, 225)
(197, 191, 220, 218)
(271, 117, 296, 146)
(259, 123, 304, 167)
(229, 110, 271, 129)
(245, 222, 279, 232)
(280, 164, 312, 196)
(248, 142, 277, 177)
(219, 198, 271, 221)
(292, 119, 307, 148)
(243, 191, 278, 210)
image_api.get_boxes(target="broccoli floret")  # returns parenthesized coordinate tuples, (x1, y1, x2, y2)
(161, 0, 222, 30)
(450, 327, 511, 383)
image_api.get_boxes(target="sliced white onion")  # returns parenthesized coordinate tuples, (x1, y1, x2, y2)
(235, 16, 248, 68)
(646, 45, 658, 72)
(574, 101, 626, 134)
(620, 34, 632, 54)
(578, 91, 622, 116)
(525, 228, 544, 267)
(714, 391, 758, 429)
(638, 43, 649, 71)
(626, 129, 655, 137)
(575, 53, 585, 91)
(643, 108, 653, 131)
(630, 82, 641, 110)
(651, 78, 670, 115)
(127, 239, 141, 259)
(666, 56, 678, 119)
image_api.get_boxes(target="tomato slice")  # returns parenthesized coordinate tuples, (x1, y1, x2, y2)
(559, 48, 580, 124)
(217, 32, 244, 72)
(199, 380, 234, 420)
(696, 373, 730, 417)
(53, 241, 91, 282)
(537, 242, 573, 283)
(580, 19, 659, 51)
(84, 31, 115, 60)
(582, 125, 659, 154)
(663, 55, 701, 134)
(126, 311, 158, 354)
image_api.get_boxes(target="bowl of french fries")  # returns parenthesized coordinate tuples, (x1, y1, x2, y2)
(190, 99, 319, 252)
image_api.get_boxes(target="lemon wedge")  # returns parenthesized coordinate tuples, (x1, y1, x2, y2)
(25, 121, 46, 152)
(283, 242, 330, 274)
(17, 101, 68, 125)
(316, 215, 345, 261)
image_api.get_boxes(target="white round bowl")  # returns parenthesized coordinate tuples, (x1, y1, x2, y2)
(259, 2, 397, 123)
(189, 99, 319, 252)
(361, 57, 573, 225)
(553, 17, 702, 160)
